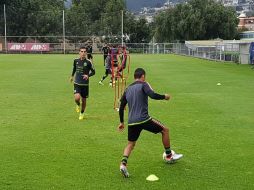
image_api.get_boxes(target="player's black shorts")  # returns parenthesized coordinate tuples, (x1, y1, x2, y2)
(128, 118, 165, 141)
(74, 84, 89, 98)
(105, 68, 111, 75)
(113, 61, 118, 67)
(87, 54, 93, 60)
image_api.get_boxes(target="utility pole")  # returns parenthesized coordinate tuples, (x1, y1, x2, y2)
(63, 10, 66, 54)
(121, 10, 124, 46)
(4, 4, 7, 53)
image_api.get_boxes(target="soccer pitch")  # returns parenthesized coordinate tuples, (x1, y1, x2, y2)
(0, 54, 253, 189)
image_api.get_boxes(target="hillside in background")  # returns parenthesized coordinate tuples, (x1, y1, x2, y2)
(126, 0, 166, 12)
(64, 0, 187, 12)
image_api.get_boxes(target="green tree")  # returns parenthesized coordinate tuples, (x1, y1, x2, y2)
(65, 2, 90, 36)
(127, 17, 151, 43)
(154, 0, 239, 42)
(102, 0, 125, 36)
(66, 0, 115, 36)
(0, 5, 4, 36)
(0, 0, 153, 43)
(0, 0, 65, 42)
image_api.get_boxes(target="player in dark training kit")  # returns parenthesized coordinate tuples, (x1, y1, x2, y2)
(102, 43, 110, 65)
(117, 68, 183, 177)
(99, 52, 112, 86)
(70, 47, 95, 120)
(86, 43, 93, 61)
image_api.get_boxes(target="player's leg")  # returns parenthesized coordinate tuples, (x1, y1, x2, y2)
(161, 125, 170, 148)
(118, 56, 127, 73)
(113, 64, 118, 81)
(74, 84, 81, 113)
(81, 98, 86, 113)
(74, 93, 81, 113)
(79, 97, 86, 120)
(108, 69, 113, 86)
(120, 141, 135, 178)
(120, 125, 142, 177)
(145, 118, 183, 163)
(121, 141, 136, 164)
(99, 69, 109, 85)
(103, 55, 107, 66)
(79, 86, 88, 120)
(74, 93, 81, 105)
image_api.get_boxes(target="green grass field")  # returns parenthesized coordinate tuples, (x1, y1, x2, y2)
(0, 54, 253, 190)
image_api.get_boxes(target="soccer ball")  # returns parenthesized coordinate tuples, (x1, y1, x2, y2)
(162, 150, 175, 163)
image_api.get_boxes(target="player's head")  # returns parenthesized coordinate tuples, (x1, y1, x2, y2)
(134, 68, 146, 81)
(79, 46, 87, 59)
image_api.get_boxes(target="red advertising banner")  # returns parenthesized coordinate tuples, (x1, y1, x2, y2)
(8, 43, 50, 51)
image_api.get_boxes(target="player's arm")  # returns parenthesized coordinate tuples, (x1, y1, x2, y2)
(118, 91, 127, 131)
(70, 60, 76, 82)
(143, 82, 170, 100)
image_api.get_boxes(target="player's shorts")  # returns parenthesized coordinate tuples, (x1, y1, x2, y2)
(122, 61, 127, 69)
(74, 84, 89, 98)
(113, 61, 118, 67)
(128, 118, 165, 141)
(105, 68, 111, 75)
(87, 54, 93, 60)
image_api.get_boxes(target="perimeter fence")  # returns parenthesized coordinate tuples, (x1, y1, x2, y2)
(0, 36, 252, 64)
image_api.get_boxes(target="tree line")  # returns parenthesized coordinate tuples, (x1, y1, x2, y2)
(0, 0, 239, 43)
(154, 0, 239, 42)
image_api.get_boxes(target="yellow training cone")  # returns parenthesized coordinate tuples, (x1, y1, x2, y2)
(146, 174, 159, 181)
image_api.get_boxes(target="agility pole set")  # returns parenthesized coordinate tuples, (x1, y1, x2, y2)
(110, 46, 131, 110)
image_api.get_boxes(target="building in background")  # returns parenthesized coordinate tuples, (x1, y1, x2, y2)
(238, 12, 254, 30)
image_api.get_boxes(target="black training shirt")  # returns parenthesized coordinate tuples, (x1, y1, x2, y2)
(71, 58, 95, 86)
